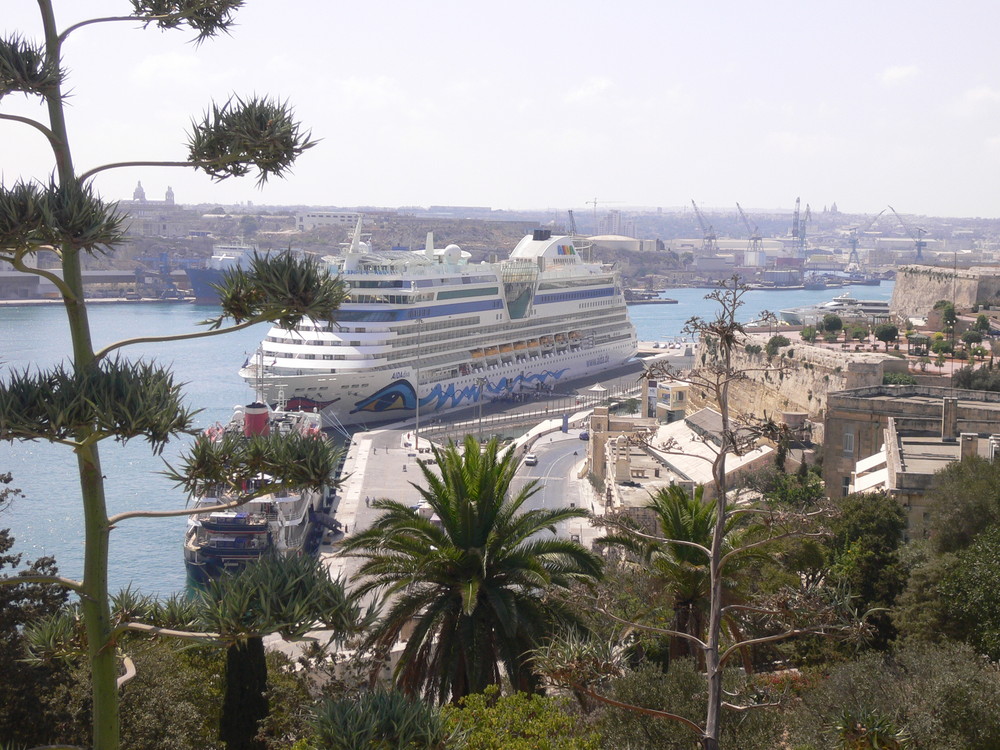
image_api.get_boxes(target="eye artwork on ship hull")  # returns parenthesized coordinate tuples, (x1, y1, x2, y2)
(351, 369, 571, 415)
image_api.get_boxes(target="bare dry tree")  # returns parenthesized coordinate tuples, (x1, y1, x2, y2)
(537, 277, 864, 750)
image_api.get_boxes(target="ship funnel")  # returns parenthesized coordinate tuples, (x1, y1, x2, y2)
(425, 232, 435, 259)
(532, 229, 551, 241)
(243, 401, 271, 437)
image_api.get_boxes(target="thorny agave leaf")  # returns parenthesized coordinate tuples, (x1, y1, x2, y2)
(23, 605, 86, 664)
(0, 33, 63, 101)
(131, 0, 245, 43)
(187, 94, 316, 187)
(0, 178, 128, 255)
(196, 555, 368, 642)
(165, 427, 341, 497)
(0, 181, 49, 252)
(208, 251, 347, 330)
(44, 178, 130, 253)
(0, 357, 198, 453)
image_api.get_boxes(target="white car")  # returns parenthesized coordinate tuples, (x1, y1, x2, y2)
(524, 453, 538, 466)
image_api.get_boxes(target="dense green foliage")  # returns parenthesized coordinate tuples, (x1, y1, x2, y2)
(599, 662, 782, 750)
(765, 334, 790, 357)
(882, 372, 917, 385)
(344, 436, 601, 703)
(874, 323, 899, 350)
(310, 690, 458, 750)
(443, 686, 600, 749)
(952, 363, 1000, 393)
(788, 641, 1000, 749)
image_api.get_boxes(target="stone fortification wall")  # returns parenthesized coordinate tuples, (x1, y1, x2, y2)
(687, 334, 905, 434)
(891, 265, 1000, 319)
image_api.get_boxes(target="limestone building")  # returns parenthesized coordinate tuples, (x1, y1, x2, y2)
(824, 385, 1000, 501)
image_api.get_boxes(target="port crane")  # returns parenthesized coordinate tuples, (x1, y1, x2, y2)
(889, 205, 927, 261)
(790, 197, 812, 257)
(691, 199, 718, 255)
(735, 202, 763, 255)
(845, 209, 886, 269)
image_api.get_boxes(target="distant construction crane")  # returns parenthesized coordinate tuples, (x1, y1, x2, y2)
(889, 205, 927, 261)
(735, 202, 763, 255)
(567, 209, 578, 236)
(691, 199, 718, 255)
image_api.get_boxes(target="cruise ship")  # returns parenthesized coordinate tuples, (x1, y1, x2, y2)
(239, 228, 638, 430)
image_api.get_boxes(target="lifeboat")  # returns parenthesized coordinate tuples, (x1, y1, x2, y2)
(527, 338, 540, 348)
(485, 346, 500, 357)
(471, 348, 485, 359)
(555, 333, 567, 343)
(569, 331, 582, 340)
(500, 343, 513, 353)
(540, 336, 554, 347)
(513, 341, 527, 350)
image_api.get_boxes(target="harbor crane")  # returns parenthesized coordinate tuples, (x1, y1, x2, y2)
(790, 197, 811, 257)
(889, 205, 927, 261)
(845, 208, 886, 268)
(691, 199, 718, 255)
(736, 202, 763, 255)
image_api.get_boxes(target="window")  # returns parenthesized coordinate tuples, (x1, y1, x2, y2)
(841, 476, 851, 495)
(842, 431, 854, 455)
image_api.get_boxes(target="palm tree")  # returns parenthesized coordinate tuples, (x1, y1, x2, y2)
(344, 435, 602, 703)
(599, 485, 759, 668)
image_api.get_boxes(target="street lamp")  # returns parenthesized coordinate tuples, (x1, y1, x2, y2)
(414, 318, 423, 453)
(476, 376, 487, 443)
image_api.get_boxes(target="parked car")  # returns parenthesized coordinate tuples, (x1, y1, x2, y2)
(524, 453, 538, 466)
(579, 431, 590, 441)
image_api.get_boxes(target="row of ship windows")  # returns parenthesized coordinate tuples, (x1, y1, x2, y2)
(268, 332, 636, 376)
(269, 312, 631, 353)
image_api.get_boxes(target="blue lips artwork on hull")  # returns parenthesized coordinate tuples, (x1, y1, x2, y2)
(351, 369, 570, 416)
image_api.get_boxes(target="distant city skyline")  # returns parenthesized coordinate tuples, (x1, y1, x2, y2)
(4, 1, 1000, 218)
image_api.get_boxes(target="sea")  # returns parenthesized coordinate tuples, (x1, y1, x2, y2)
(0, 281, 893, 596)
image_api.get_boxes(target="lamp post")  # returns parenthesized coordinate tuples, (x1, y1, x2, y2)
(476, 376, 487, 443)
(414, 318, 423, 453)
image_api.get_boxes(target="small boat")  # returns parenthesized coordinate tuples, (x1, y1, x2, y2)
(470, 348, 485, 359)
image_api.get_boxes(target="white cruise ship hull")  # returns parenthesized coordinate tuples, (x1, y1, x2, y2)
(240, 229, 638, 430)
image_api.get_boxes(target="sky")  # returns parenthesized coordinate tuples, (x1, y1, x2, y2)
(3, 1, 1000, 218)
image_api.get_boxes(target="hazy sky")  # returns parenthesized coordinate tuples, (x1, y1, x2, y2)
(4, 1, 1000, 217)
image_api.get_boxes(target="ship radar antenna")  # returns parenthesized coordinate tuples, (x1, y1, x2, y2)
(348, 216, 363, 254)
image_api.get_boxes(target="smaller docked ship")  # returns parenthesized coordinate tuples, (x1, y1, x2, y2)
(185, 242, 260, 304)
(779, 292, 892, 326)
(182, 402, 337, 583)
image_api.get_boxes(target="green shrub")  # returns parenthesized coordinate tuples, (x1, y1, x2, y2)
(766, 335, 790, 357)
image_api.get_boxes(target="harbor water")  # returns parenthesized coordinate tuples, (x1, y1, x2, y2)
(0, 281, 892, 596)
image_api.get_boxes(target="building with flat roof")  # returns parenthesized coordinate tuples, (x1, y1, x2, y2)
(849, 417, 993, 539)
(296, 211, 361, 231)
(586, 405, 773, 509)
(824, 384, 1000, 500)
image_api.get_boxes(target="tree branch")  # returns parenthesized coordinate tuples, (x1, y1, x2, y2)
(722, 700, 781, 712)
(113, 621, 221, 642)
(0, 112, 57, 142)
(569, 682, 705, 736)
(94, 318, 265, 361)
(594, 605, 708, 650)
(718, 626, 841, 666)
(8, 252, 76, 300)
(116, 655, 136, 689)
(108, 496, 250, 525)
(0, 573, 87, 598)
(79, 160, 200, 182)
(598, 517, 712, 559)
